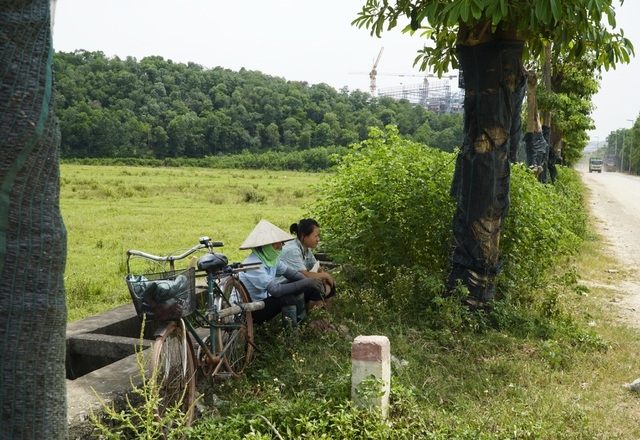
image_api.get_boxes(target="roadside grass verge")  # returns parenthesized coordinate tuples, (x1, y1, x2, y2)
(187, 228, 640, 439)
(66, 163, 640, 438)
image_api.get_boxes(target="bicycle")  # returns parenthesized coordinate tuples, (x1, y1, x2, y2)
(125, 236, 264, 425)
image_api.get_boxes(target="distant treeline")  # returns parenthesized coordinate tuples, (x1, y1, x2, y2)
(53, 50, 463, 164)
(61, 147, 348, 172)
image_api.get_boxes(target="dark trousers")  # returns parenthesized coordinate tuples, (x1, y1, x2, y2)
(251, 294, 297, 325)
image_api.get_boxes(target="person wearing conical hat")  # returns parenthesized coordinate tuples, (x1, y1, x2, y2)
(239, 220, 324, 330)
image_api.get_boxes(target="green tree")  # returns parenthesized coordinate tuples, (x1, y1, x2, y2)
(432, 126, 461, 153)
(537, 55, 600, 166)
(313, 122, 334, 147)
(1, 1, 67, 437)
(53, 47, 498, 160)
(298, 129, 312, 150)
(282, 116, 302, 149)
(263, 122, 281, 149)
(151, 125, 169, 157)
(354, 0, 634, 305)
(627, 118, 640, 174)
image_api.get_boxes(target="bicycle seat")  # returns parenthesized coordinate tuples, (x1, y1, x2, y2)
(197, 253, 229, 273)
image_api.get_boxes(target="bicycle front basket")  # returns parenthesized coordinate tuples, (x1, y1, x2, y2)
(125, 267, 196, 321)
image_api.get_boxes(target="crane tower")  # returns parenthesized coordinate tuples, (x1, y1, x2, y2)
(369, 47, 384, 96)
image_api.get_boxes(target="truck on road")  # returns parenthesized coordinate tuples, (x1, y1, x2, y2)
(589, 156, 603, 173)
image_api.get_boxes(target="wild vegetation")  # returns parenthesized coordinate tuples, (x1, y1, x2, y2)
(73, 128, 640, 438)
(53, 50, 463, 161)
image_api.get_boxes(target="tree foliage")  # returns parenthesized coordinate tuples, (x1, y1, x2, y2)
(53, 50, 463, 160)
(604, 117, 640, 174)
(354, 0, 634, 76)
(535, 54, 600, 166)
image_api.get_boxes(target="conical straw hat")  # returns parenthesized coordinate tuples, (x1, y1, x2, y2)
(239, 219, 294, 250)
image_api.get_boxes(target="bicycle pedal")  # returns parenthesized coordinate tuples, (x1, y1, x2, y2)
(214, 372, 235, 380)
(203, 355, 221, 365)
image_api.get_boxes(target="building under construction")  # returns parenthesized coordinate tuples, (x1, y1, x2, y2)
(377, 77, 464, 114)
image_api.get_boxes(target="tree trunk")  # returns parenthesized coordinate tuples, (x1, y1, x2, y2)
(541, 43, 557, 183)
(523, 70, 549, 182)
(541, 43, 552, 126)
(0, 1, 68, 438)
(446, 40, 526, 305)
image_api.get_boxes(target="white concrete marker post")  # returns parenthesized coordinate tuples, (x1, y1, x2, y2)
(351, 335, 391, 418)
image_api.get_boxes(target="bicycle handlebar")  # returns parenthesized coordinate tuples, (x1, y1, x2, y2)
(126, 236, 224, 263)
(226, 261, 262, 273)
(125, 237, 261, 275)
(126, 244, 205, 262)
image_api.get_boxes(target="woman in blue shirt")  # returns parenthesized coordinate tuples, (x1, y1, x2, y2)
(238, 219, 323, 330)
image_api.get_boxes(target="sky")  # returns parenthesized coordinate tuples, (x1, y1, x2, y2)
(52, 0, 639, 145)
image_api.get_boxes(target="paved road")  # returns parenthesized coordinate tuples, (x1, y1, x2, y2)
(580, 167, 640, 268)
(579, 164, 640, 324)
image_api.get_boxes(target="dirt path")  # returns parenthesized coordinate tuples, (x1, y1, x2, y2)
(578, 161, 640, 326)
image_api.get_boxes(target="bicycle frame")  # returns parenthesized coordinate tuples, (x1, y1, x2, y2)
(126, 236, 268, 427)
(126, 236, 263, 378)
(185, 269, 251, 378)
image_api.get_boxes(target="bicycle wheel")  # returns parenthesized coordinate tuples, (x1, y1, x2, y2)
(150, 320, 197, 426)
(216, 277, 254, 376)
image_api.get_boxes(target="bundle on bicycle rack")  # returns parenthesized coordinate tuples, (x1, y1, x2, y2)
(125, 266, 196, 321)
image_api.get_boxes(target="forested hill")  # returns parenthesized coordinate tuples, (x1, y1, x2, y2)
(53, 50, 462, 160)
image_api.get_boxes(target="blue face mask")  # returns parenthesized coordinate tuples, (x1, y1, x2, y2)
(254, 244, 281, 267)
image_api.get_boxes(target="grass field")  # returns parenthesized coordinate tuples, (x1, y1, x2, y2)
(62, 164, 640, 438)
(60, 164, 324, 321)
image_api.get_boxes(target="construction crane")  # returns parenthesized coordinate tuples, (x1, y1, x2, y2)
(378, 72, 457, 82)
(376, 72, 461, 113)
(350, 50, 457, 96)
(369, 47, 384, 96)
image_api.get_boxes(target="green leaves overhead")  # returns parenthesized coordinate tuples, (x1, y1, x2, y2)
(353, 0, 634, 76)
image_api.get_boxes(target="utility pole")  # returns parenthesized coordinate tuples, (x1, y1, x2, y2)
(628, 119, 635, 174)
(621, 130, 625, 172)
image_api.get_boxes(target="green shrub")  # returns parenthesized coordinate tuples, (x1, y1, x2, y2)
(62, 146, 349, 172)
(499, 164, 586, 303)
(314, 126, 587, 303)
(314, 125, 456, 288)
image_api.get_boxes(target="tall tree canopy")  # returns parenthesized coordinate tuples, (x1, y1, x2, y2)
(53, 51, 464, 159)
(354, 0, 634, 306)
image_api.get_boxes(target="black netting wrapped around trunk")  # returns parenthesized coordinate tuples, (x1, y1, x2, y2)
(446, 40, 526, 304)
(545, 126, 558, 183)
(524, 131, 547, 170)
(0, 1, 68, 438)
(524, 125, 554, 183)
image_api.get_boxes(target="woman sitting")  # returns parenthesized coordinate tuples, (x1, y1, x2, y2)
(277, 218, 336, 312)
(238, 219, 324, 331)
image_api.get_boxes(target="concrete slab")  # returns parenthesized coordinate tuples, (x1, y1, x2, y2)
(66, 303, 154, 438)
(67, 350, 146, 439)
